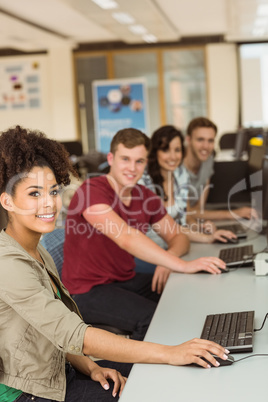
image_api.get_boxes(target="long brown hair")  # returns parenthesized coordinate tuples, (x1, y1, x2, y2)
(147, 125, 185, 201)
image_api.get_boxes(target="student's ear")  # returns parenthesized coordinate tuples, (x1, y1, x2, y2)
(0, 193, 13, 212)
(107, 152, 114, 167)
(185, 135, 191, 145)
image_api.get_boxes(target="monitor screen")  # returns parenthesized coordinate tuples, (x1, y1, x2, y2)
(233, 128, 246, 159)
(248, 134, 268, 227)
(233, 128, 263, 160)
(262, 154, 268, 222)
(248, 143, 266, 174)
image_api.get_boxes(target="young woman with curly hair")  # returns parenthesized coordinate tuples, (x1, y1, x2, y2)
(0, 125, 229, 402)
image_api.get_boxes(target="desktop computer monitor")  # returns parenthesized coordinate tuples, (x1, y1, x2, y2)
(262, 154, 268, 222)
(233, 128, 247, 159)
(248, 144, 266, 174)
(234, 127, 264, 160)
(247, 136, 268, 229)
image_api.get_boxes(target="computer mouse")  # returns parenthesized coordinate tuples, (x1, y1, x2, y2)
(199, 267, 229, 274)
(216, 236, 239, 244)
(201, 354, 235, 367)
(218, 267, 230, 273)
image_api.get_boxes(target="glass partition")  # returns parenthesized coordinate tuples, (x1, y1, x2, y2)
(74, 46, 207, 147)
(113, 52, 160, 135)
(163, 49, 207, 132)
(75, 56, 107, 150)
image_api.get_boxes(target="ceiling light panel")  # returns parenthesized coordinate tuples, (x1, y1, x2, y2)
(143, 34, 157, 43)
(257, 4, 268, 16)
(252, 26, 266, 36)
(128, 25, 147, 35)
(254, 16, 268, 27)
(91, 0, 118, 9)
(112, 12, 135, 24)
(66, 0, 180, 43)
(0, 0, 118, 43)
(225, 0, 268, 41)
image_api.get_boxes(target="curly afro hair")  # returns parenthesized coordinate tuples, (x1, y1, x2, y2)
(0, 125, 78, 195)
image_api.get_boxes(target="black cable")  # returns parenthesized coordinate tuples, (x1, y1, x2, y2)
(234, 354, 268, 363)
(254, 313, 268, 332)
(228, 256, 254, 271)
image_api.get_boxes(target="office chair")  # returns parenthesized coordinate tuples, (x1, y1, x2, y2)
(60, 141, 83, 158)
(41, 228, 131, 337)
(219, 132, 237, 150)
(76, 150, 109, 178)
(220, 128, 264, 156)
(0, 205, 7, 231)
(40, 228, 65, 277)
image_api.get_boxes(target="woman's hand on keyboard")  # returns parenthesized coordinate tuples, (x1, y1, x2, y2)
(183, 257, 226, 274)
(168, 338, 229, 368)
(233, 206, 258, 220)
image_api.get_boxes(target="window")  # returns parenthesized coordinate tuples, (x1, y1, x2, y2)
(163, 49, 207, 131)
(74, 46, 207, 149)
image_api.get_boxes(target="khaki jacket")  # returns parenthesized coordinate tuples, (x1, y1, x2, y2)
(0, 230, 89, 401)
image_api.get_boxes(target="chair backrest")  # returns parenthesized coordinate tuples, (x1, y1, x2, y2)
(219, 132, 237, 150)
(0, 204, 7, 231)
(40, 228, 65, 278)
(60, 141, 83, 157)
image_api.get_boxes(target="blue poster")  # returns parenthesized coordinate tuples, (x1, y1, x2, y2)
(92, 78, 149, 153)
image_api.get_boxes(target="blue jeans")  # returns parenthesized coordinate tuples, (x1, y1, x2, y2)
(16, 361, 132, 402)
(134, 257, 156, 274)
(72, 273, 160, 340)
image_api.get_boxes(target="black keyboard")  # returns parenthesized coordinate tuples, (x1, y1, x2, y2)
(217, 223, 247, 239)
(201, 311, 254, 353)
(219, 245, 254, 267)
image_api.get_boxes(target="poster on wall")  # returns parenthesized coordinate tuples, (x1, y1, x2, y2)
(92, 77, 149, 153)
(0, 60, 41, 110)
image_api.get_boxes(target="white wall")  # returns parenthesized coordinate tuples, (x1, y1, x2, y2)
(0, 47, 77, 141)
(47, 46, 77, 141)
(240, 44, 268, 128)
(205, 43, 239, 147)
(240, 57, 262, 126)
(0, 54, 52, 134)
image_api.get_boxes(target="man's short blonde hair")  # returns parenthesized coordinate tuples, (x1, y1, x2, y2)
(110, 128, 151, 154)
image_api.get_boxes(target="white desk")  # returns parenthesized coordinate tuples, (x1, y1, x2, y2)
(214, 149, 248, 162)
(121, 230, 268, 402)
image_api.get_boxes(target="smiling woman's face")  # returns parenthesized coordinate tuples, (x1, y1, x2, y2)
(156, 136, 183, 173)
(4, 166, 62, 235)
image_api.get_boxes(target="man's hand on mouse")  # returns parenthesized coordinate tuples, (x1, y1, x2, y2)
(212, 230, 238, 243)
(183, 257, 227, 274)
